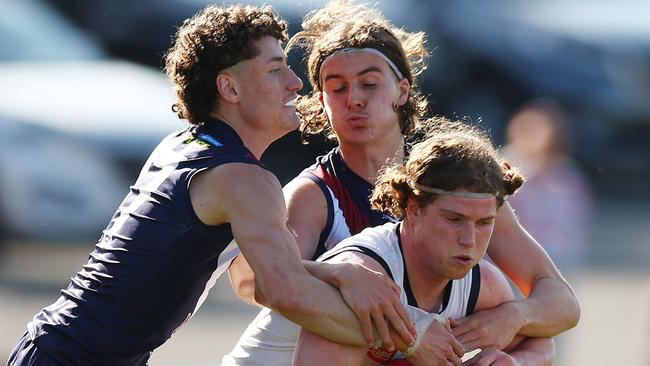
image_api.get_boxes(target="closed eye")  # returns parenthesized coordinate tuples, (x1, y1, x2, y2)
(477, 218, 495, 227)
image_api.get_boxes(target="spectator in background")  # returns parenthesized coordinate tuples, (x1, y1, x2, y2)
(503, 98, 594, 271)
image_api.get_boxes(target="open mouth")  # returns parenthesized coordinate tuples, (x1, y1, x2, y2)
(284, 99, 296, 107)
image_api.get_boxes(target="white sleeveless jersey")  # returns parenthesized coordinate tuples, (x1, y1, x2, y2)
(221, 221, 480, 365)
(221, 188, 352, 366)
(319, 222, 480, 324)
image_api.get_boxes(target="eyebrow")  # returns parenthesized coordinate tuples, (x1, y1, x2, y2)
(439, 208, 496, 221)
(323, 66, 383, 82)
(267, 56, 286, 64)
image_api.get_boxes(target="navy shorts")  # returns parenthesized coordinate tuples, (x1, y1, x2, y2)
(7, 332, 64, 366)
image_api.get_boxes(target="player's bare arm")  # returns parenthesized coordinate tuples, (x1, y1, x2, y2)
(228, 177, 328, 305)
(227, 176, 415, 349)
(192, 162, 412, 349)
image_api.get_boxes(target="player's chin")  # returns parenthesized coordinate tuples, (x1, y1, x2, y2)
(447, 266, 473, 280)
(280, 112, 301, 131)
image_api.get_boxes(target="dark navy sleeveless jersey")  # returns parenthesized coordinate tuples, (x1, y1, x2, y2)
(300, 148, 396, 259)
(27, 119, 261, 365)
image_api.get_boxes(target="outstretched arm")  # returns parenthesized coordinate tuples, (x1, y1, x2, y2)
(452, 203, 579, 348)
(228, 178, 327, 306)
(196, 165, 413, 350)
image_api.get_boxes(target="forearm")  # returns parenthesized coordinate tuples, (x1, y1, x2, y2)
(513, 276, 580, 337)
(268, 271, 368, 346)
(303, 260, 344, 287)
(509, 337, 554, 366)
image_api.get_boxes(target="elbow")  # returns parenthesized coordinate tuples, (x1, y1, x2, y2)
(566, 295, 581, 329)
(233, 278, 255, 303)
(229, 271, 256, 304)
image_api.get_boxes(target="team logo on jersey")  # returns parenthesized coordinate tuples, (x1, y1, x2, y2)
(184, 133, 224, 148)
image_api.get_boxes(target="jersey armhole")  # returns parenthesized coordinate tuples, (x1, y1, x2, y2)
(319, 245, 394, 281)
(465, 264, 481, 316)
(297, 173, 334, 261)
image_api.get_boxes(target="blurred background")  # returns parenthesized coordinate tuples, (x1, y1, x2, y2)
(0, 0, 648, 364)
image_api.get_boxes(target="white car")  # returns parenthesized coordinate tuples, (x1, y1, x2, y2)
(0, 0, 184, 240)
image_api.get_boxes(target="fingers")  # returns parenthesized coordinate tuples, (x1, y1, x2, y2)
(460, 338, 487, 353)
(357, 308, 376, 348)
(393, 302, 417, 340)
(383, 308, 415, 351)
(444, 319, 453, 333)
(450, 336, 465, 358)
(371, 307, 395, 351)
(448, 317, 460, 328)
(450, 317, 473, 338)
(386, 277, 417, 341)
(389, 279, 402, 295)
(448, 353, 463, 366)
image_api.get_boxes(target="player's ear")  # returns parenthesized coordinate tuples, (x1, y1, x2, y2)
(405, 197, 421, 218)
(397, 78, 410, 107)
(216, 73, 240, 103)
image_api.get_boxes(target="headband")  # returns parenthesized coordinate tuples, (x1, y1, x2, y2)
(411, 181, 499, 199)
(319, 47, 404, 87)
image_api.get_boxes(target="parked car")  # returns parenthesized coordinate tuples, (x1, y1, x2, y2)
(0, 0, 184, 241)
(45, 0, 650, 193)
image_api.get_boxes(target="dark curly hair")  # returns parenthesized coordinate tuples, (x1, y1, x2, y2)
(371, 117, 525, 218)
(164, 5, 288, 125)
(286, 0, 429, 141)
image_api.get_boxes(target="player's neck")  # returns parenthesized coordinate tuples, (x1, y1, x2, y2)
(406, 257, 450, 313)
(401, 225, 451, 312)
(209, 111, 276, 160)
(338, 137, 405, 184)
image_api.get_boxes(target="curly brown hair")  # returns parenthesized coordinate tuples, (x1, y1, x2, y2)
(286, 0, 429, 141)
(371, 117, 525, 218)
(164, 5, 288, 125)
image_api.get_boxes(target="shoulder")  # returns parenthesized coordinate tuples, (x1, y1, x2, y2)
(283, 177, 328, 210)
(190, 162, 282, 226)
(319, 223, 400, 276)
(197, 162, 280, 203)
(282, 177, 330, 258)
(475, 259, 516, 311)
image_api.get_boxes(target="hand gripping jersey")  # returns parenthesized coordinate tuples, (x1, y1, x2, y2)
(222, 148, 395, 366)
(26, 119, 263, 365)
(319, 222, 481, 362)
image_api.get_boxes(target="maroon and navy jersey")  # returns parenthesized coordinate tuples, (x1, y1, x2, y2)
(27, 119, 263, 365)
(299, 148, 396, 260)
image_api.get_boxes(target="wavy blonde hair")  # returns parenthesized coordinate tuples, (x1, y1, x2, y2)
(287, 0, 429, 140)
(372, 117, 525, 218)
